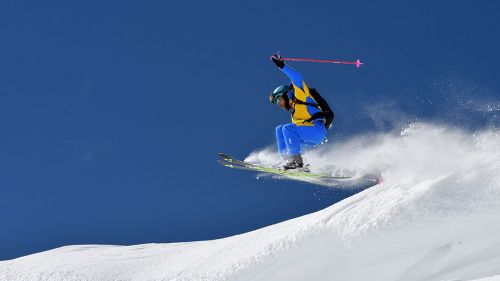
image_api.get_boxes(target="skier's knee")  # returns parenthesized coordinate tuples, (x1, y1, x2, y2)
(275, 124, 284, 134)
(282, 123, 296, 133)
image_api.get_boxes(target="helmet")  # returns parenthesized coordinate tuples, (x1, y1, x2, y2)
(269, 84, 293, 104)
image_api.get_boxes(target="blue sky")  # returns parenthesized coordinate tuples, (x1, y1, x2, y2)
(1, 0, 499, 259)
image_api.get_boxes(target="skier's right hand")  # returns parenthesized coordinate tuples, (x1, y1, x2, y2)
(270, 54, 285, 69)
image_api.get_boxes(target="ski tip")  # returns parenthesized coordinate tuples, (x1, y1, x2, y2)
(217, 159, 233, 168)
(218, 152, 231, 159)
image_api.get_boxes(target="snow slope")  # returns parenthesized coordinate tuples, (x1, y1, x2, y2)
(1, 123, 500, 281)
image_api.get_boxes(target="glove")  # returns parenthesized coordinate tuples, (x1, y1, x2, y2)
(270, 54, 285, 69)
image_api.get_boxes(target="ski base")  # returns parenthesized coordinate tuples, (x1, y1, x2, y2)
(218, 153, 381, 188)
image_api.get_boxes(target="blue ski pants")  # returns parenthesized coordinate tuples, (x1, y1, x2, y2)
(275, 121, 326, 156)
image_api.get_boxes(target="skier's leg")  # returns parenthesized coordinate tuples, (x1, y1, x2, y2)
(281, 123, 305, 169)
(295, 121, 327, 149)
(281, 123, 301, 155)
(275, 124, 287, 156)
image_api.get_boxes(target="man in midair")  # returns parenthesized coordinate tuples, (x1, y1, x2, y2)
(268, 54, 334, 170)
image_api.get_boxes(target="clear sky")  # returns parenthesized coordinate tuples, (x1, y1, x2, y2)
(1, 0, 499, 260)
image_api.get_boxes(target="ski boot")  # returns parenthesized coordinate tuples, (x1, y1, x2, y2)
(283, 155, 304, 170)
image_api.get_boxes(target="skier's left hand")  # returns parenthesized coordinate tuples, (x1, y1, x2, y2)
(270, 53, 285, 69)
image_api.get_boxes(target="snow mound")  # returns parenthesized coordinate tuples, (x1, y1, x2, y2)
(1, 123, 500, 281)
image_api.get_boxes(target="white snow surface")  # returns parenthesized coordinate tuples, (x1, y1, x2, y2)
(1, 123, 500, 281)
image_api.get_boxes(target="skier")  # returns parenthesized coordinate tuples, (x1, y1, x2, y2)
(269, 54, 334, 170)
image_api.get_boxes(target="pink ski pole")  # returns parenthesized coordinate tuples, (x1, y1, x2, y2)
(281, 57, 363, 68)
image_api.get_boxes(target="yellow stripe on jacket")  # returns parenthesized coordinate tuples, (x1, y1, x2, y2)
(290, 81, 320, 126)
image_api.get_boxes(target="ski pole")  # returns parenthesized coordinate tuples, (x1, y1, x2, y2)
(281, 57, 363, 68)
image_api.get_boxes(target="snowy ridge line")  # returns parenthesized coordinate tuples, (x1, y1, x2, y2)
(1, 123, 500, 281)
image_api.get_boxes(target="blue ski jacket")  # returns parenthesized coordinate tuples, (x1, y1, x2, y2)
(280, 65, 322, 126)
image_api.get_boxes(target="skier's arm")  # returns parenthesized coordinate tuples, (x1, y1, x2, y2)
(270, 54, 305, 89)
(281, 65, 304, 89)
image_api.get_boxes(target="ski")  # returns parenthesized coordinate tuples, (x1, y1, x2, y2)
(218, 153, 352, 179)
(218, 153, 260, 169)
